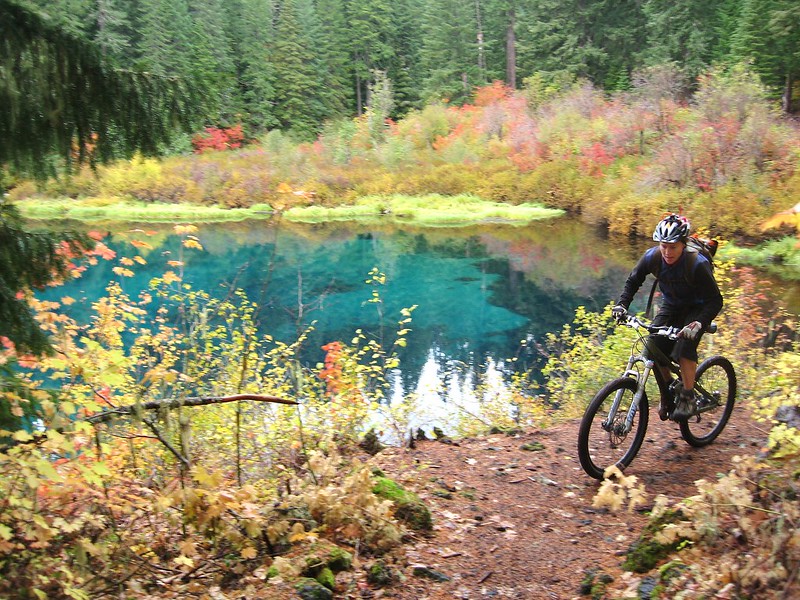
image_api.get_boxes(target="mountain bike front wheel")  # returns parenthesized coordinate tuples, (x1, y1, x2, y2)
(578, 377, 649, 480)
(679, 355, 736, 447)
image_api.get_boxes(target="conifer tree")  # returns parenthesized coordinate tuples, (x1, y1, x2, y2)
(270, 0, 326, 137)
(228, 0, 279, 132)
(731, 0, 800, 111)
(419, 0, 484, 104)
(0, 203, 91, 355)
(345, 0, 396, 114)
(1, 0, 198, 178)
(642, 0, 729, 82)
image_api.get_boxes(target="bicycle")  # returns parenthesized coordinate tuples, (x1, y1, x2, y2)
(577, 313, 737, 480)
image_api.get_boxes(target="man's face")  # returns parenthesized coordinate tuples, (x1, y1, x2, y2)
(659, 241, 684, 265)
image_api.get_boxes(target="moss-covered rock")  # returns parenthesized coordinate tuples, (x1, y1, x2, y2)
(622, 510, 686, 573)
(299, 539, 353, 578)
(372, 476, 433, 532)
(579, 568, 613, 599)
(295, 577, 333, 600)
(520, 441, 545, 451)
(315, 566, 335, 590)
(367, 560, 395, 587)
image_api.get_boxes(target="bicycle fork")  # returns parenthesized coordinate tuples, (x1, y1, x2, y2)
(603, 357, 654, 436)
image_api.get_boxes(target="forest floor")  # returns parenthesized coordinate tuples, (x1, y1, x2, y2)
(363, 407, 769, 600)
(236, 406, 770, 600)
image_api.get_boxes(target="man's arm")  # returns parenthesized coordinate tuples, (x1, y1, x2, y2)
(617, 248, 657, 309)
(693, 261, 723, 328)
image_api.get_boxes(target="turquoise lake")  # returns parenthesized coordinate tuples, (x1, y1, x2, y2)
(34, 216, 797, 427)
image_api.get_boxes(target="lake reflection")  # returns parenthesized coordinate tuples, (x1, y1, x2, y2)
(39, 217, 639, 416)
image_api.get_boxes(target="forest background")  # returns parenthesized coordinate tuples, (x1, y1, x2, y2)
(2, 0, 800, 598)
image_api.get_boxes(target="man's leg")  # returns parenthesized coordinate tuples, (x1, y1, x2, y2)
(679, 357, 697, 390)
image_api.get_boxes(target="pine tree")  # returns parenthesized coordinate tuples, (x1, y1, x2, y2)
(732, 0, 800, 112)
(642, 0, 730, 83)
(270, 0, 326, 137)
(228, 0, 279, 132)
(92, 0, 132, 60)
(0, 203, 91, 355)
(312, 0, 353, 117)
(0, 0, 199, 178)
(343, 0, 396, 115)
(419, 0, 484, 104)
(188, 0, 239, 123)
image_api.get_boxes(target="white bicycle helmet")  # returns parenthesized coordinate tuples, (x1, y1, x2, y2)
(652, 214, 690, 243)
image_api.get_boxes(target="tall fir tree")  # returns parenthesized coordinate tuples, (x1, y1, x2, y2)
(642, 0, 729, 83)
(188, 0, 239, 123)
(344, 0, 396, 115)
(419, 0, 485, 104)
(92, 0, 132, 60)
(270, 0, 326, 137)
(731, 0, 800, 111)
(314, 0, 354, 117)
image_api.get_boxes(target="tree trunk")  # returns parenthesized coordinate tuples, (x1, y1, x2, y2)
(506, 8, 516, 88)
(475, 0, 486, 78)
(783, 72, 794, 113)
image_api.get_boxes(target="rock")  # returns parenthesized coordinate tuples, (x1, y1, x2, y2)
(296, 577, 333, 600)
(373, 476, 433, 532)
(412, 565, 451, 582)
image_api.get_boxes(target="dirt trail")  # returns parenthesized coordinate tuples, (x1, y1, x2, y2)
(373, 408, 768, 599)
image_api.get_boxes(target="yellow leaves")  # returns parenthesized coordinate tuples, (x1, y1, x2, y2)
(112, 266, 134, 278)
(174, 555, 195, 568)
(193, 466, 223, 489)
(12, 430, 33, 442)
(161, 270, 181, 285)
(240, 546, 258, 560)
(182, 236, 203, 251)
(592, 466, 647, 513)
(174, 224, 198, 236)
(760, 202, 800, 232)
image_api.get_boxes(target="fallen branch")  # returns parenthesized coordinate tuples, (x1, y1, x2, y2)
(87, 393, 297, 425)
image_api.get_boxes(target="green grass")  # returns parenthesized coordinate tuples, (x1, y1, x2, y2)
(16, 198, 274, 223)
(721, 237, 800, 280)
(17, 194, 563, 226)
(284, 194, 564, 226)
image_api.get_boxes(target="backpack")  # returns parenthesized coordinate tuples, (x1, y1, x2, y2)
(645, 235, 718, 316)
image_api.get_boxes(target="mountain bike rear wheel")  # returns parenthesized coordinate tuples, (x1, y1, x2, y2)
(578, 377, 649, 480)
(679, 356, 736, 447)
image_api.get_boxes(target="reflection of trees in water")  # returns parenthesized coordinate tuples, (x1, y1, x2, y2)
(38, 218, 635, 384)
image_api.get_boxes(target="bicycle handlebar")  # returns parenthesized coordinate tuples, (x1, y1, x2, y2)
(617, 314, 717, 340)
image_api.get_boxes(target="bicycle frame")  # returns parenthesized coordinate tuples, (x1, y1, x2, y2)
(602, 318, 679, 434)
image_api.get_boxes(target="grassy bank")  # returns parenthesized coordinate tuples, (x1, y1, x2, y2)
(283, 194, 564, 226)
(16, 194, 563, 227)
(15, 197, 275, 223)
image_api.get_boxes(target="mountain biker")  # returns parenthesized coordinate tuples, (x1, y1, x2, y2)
(611, 214, 723, 421)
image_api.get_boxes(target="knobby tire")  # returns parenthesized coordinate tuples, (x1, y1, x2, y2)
(578, 377, 649, 480)
(679, 355, 736, 447)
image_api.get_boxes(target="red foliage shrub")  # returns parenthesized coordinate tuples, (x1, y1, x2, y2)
(191, 125, 245, 153)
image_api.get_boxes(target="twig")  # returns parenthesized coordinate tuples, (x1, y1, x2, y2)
(86, 393, 296, 425)
(478, 571, 493, 583)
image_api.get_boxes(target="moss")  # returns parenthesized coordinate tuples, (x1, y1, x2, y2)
(301, 540, 353, 576)
(372, 476, 433, 532)
(295, 577, 333, 600)
(325, 546, 353, 572)
(520, 441, 545, 452)
(367, 560, 395, 587)
(622, 510, 685, 573)
(316, 566, 335, 590)
(579, 568, 613, 598)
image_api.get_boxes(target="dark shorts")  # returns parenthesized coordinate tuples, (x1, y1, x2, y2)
(648, 305, 705, 364)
